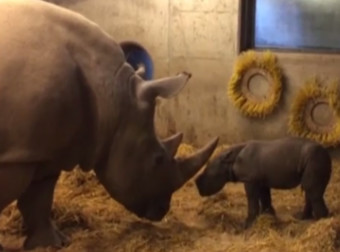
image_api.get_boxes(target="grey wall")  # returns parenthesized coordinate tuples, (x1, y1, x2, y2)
(51, 0, 340, 147)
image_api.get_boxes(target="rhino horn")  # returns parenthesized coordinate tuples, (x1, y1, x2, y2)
(174, 137, 219, 190)
(161, 132, 183, 157)
(137, 72, 192, 101)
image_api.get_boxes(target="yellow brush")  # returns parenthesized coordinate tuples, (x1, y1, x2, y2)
(288, 77, 340, 147)
(227, 50, 283, 118)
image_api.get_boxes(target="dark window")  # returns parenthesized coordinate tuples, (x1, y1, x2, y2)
(240, 0, 340, 53)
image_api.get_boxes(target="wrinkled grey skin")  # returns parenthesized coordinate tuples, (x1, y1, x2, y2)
(0, 0, 219, 250)
(195, 137, 331, 228)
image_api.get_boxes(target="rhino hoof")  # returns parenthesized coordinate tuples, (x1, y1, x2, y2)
(24, 227, 70, 250)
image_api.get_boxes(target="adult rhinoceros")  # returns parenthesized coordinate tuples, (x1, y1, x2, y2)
(0, 0, 218, 250)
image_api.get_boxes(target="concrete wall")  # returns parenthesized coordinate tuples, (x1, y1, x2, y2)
(51, 0, 340, 147)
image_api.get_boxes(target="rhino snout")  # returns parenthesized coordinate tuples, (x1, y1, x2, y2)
(131, 198, 170, 222)
(143, 200, 170, 221)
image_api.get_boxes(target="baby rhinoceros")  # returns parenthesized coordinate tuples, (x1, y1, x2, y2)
(195, 137, 332, 228)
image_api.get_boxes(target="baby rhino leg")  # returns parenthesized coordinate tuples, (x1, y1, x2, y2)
(301, 160, 330, 219)
(259, 186, 276, 215)
(306, 192, 328, 219)
(260, 186, 275, 215)
(244, 182, 261, 229)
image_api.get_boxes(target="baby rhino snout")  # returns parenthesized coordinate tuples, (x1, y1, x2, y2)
(195, 174, 217, 196)
(195, 172, 228, 197)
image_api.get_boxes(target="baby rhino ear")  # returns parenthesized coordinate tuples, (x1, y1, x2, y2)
(221, 150, 233, 163)
(221, 143, 246, 164)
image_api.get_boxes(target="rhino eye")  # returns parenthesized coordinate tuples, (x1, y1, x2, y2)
(154, 154, 165, 166)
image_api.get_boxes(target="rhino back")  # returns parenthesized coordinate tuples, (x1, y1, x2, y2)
(0, 0, 126, 170)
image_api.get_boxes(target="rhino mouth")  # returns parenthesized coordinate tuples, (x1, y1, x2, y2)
(141, 208, 168, 222)
(128, 199, 170, 222)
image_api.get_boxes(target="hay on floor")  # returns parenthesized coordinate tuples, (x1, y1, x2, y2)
(0, 143, 340, 252)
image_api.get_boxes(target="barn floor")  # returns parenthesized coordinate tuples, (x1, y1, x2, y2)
(1, 144, 340, 252)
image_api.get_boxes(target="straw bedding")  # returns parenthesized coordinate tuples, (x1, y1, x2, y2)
(0, 143, 340, 252)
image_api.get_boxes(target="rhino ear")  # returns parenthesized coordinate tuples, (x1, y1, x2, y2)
(137, 72, 192, 102)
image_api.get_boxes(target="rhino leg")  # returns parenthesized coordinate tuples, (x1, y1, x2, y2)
(17, 170, 69, 250)
(244, 182, 261, 229)
(0, 163, 36, 250)
(259, 186, 276, 215)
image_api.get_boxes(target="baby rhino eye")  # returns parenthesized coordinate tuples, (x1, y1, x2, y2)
(207, 160, 224, 175)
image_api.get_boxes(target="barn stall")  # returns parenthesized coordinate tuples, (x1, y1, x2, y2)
(1, 0, 340, 251)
